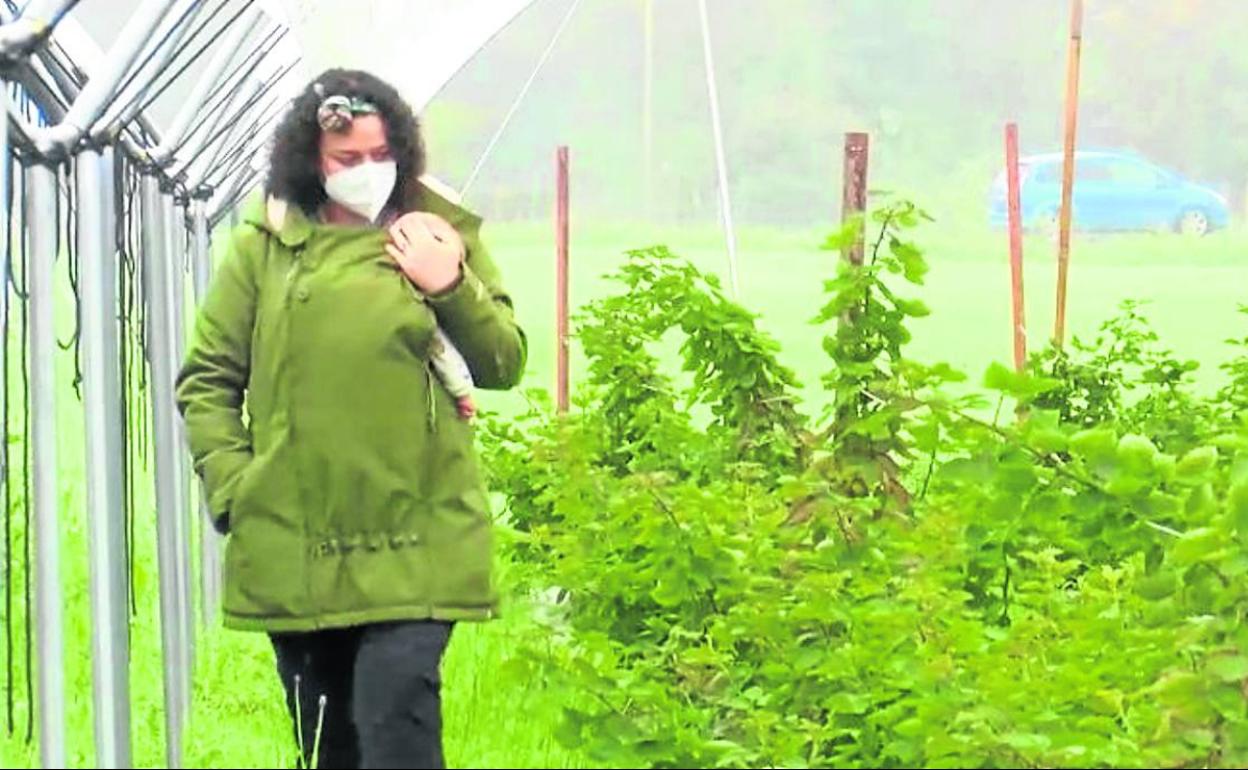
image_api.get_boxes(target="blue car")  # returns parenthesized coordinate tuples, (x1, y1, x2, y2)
(988, 150, 1230, 236)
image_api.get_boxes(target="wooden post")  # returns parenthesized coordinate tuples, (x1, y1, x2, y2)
(1005, 123, 1027, 371)
(1054, 0, 1083, 347)
(556, 146, 570, 414)
(842, 132, 870, 265)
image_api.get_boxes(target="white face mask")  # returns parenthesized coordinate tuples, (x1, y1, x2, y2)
(323, 160, 397, 223)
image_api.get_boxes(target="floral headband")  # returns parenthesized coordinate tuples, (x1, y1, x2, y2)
(313, 83, 380, 132)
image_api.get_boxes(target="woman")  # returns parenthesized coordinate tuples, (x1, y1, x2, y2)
(175, 68, 527, 769)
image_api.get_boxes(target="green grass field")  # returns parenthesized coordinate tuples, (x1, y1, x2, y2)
(1, 216, 1245, 768)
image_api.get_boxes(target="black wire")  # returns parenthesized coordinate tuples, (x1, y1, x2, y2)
(177, 26, 286, 158)
(132, 0, 258, 124)
(114, 158, 137, 621)
(58, 165, 83, 401)
(105, 0, 215, 131)
(200, 99, 286, 189)
(132, 176, 148, 473)
(205, 130, 268, 193)
(173, 59, 295, 180)
(7, 168, 27, 302)
(3, 141, 14, 738)
(211, 172, 261, 226)
(20, 181, 32, 746)
(173, 26, 287, 159)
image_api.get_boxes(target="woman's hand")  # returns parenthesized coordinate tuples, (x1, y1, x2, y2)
(386, 212, 466, 295)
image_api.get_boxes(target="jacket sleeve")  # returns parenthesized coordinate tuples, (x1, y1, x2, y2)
(424, 219, 527, 390)
(174, 226, 260, 533)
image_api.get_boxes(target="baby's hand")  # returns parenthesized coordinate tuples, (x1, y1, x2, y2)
(457, 395, 477, 420)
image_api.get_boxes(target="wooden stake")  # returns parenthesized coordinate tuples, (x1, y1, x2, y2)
(1054, 0, 1083, 347)
(842, 132, 869, 266)
(1005, 123, 1027, 371)
(556, 146, 570, 414)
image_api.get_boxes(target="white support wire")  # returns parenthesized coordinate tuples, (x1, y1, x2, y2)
(696, 0, 740, 299)
(458, 0, 584, 201)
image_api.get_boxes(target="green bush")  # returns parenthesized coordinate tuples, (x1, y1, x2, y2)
(482, 202, 1248, 769)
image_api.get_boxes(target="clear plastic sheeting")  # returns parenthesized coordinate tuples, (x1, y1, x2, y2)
(276, 0, 539, 110)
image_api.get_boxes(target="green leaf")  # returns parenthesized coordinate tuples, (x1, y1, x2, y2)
(821, 219, 864, 252)
(1022, 409, 1069, 453)
(1175, 446, 1219, 481)
(825, 692, 872, 715)
(1135, 570, 1178, 600)
(1001, 732, 1052, 752)
(1117, 433, 1159, 475)
(893, 297, 931, 318)
(983, 362, 1060, 399)
(650, 577, 689, 607)
(1072, 427, 1119, 464)
(1210, 682, 1248, 720)
(1208, 655, 1248, 683)
(1172, 527, 1223, 566)
(891, 239, 928, 284)
(1232, 483, 1248, 537)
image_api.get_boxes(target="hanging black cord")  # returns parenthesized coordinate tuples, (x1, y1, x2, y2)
(130, 172, 148, 473)
(57, 164, 83, 400)
(117, 159, 139, 619)
(112, 156, 131, 619)
(3, 136, 15, 738)
(18, 170, 33, 745)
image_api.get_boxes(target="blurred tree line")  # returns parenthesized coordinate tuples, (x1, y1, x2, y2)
(422, 0, 1247, 227)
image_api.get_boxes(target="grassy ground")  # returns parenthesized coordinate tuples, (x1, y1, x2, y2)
(1, 216, 1245, 768)
(480, 218, 1248, 421)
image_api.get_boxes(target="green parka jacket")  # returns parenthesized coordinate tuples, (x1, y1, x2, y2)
(175, 180, 526, 632)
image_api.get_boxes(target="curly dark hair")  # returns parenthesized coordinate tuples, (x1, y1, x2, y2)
(265, 68, 426, 215)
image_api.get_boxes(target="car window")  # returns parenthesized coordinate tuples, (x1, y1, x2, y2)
(1076, 160, 1113, 182)
(1031, 164, 1059, 184)
(1105, 161, 1162, 187)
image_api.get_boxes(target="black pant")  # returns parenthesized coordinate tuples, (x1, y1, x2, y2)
(270, 621, 454, 769)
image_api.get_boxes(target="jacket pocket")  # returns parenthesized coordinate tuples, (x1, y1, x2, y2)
(222, 445, 307, 618)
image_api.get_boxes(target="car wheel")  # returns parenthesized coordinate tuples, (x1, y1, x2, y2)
(1176, 208, 1211, 237)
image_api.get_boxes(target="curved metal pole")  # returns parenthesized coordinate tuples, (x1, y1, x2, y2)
(0, 0, 79, 57)
(30, 0, 178, 154)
